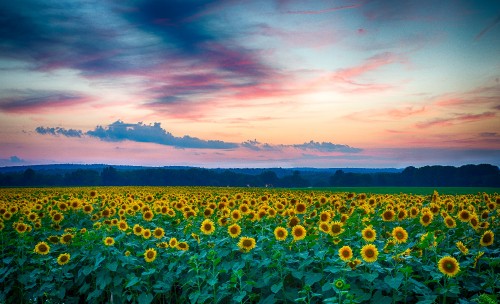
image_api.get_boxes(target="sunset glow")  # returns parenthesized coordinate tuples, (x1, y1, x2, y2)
(1, 0, 499, 168)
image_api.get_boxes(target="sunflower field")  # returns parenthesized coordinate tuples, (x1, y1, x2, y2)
(0, 187, 498, 303)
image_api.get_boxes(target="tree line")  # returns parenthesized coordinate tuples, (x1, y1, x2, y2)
(0, 164, 498, 187)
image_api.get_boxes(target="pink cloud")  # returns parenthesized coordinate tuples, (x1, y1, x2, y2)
(416, 112, 496, 129)
(0, 91, 93, 114)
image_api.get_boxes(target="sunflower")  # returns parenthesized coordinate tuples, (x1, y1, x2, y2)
(456, 241, 468, 255)
(51, 213, 64, 223)
(294, 202, 307, 214)
(15, 222, 28, 234)
(348, 258, 362, 270)
(319, 211, 331, 222)
(288, 216, 300, 228)
(34, 242, 50, 255)
(239, 203, 250, 214)
(133, 224, 143, 236)
(361, 244, 378, 263)
(117, 220, 128, 232)
(292, 225, 307, 241)
(57, 253, 70, 265)
(169, 237, 178, 247)
(144, 248, 157, 263)
(142, 210, 154, 222)
(237, 237, 256, 253)
(333, 278, 345, 289)
(157, 242, 169, 248)
(438, 256, 460, 277)
(227, 223, 241, 238)
(409, 207, 419, 218)
(153, 227, 165, 239)
(231, 210, 242, 222)
(319, 222, 331, 234)
(419, 212, 433, 226)
(480, 230, 494, 246)
(444, 216, 456, 228)
(330, 221, 344, 236)
(361, 226, 376, 242)
(338, 246, 353, 262)
(392, 227, 408, 244)
(47, 235, 59, 244)
(397, 209, 407, 221)
(83, 204, 93, 214)
(457, 209, 471, 222)
(274, 227, 288, 241)
(142, 229, 152, 239)
(103, 237, 115, 246)
(176, 242, 189, 251)
(200, 219, 215, 235)
(469, 215, 479, 229)
(60, 233, 73, 244)
(381, 209, 395, 222)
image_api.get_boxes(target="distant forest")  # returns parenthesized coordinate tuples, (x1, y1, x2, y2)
(0, 164, 498, 187)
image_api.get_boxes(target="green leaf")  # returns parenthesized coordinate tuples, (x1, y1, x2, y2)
(304, 272, 323, 286)
(261, 294, 275, 304)
(188, 291, 200, 303)
(384, 273, 404, 289)
(233, 291, 247, 303)
(372, 290, 392, 304)
(207, 276, 218, 286)
(78, 283, 90, 294)
(323, 265, 340, 274)
(271, 282, 283, 293)
(106, 261, 118, 272)
(365, 272, 379, 282)
(125, 275, 140, 288)
(96, 271, 112, 290)
(142, 268, 156, 276)
(137, 293, 154, 304)
(94, 255, 105, 270)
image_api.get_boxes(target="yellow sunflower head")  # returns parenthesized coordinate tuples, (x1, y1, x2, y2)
(274, 227, 288, 241)
(292, 225, 307, 241)
(103, 237, 115, 246)
(227, 223, 241, 238)
(361, 226, 376, 242)
(144, 248, 157, 263)
(338, 246, 353, 262)
(169, 237, 178, 247)
(34, 241, 50, 255)
(176, 242, 189, 251)
(237, 237, 256, 253)
(480, 230, 494, 247)
(200, 219, 216, 235)
(361, 244, 378, 263)
(438, 256, 460, 277)
(392, 227, 408, 244)
(57, 253, 70, 265)
(153, 227, 165, 239)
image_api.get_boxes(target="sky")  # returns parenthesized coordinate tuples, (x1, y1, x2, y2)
(0, 0, 499, 168)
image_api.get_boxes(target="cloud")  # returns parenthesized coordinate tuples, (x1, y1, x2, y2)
(35, 127, 83, 137)
(283, 3, 362, 15)
(86, 120, 239, 149)
(35, 120, 363, 154)
(475, 14, 500, 41)
(0, 90, 91, 113)
(9, 156, 25, 163)
(292, 141, 362, 153)
(416, 112, 496, 129)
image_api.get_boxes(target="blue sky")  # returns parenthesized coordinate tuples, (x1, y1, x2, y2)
(0, 0, 499, 168)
